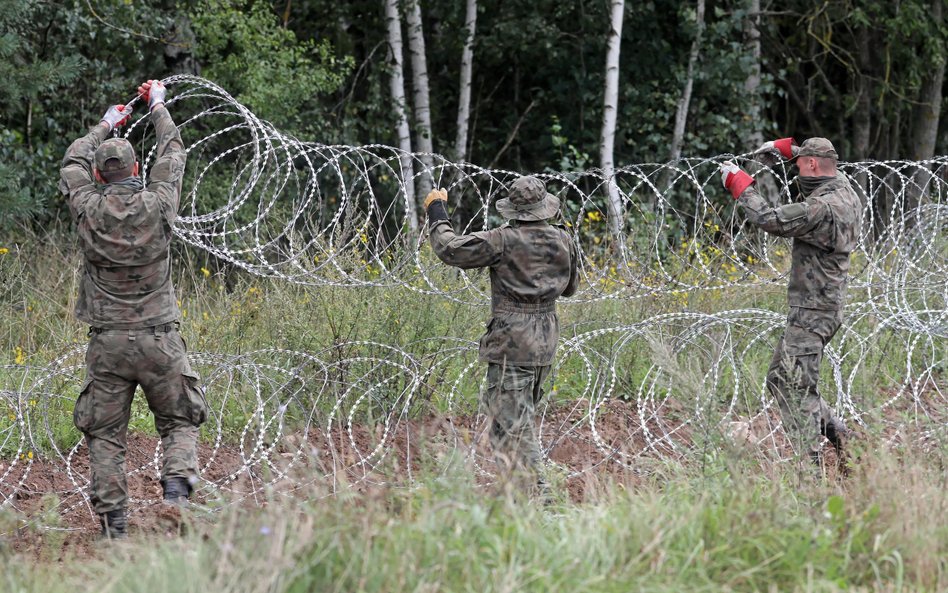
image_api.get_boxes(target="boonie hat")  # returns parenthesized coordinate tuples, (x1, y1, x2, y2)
(495, 176, 561, 221)
(796, 137, 838, 160)
(94, 138, 136, 173)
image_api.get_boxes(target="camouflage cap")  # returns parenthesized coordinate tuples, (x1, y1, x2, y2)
(796, 137, 838, 160)
(94, 138, 136, 173)
(495, 176, 561, 221)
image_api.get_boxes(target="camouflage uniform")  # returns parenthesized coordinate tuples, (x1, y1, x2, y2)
(59, 105, 207, 514)
(735, 138, 862, 454)
(427, 177, 579, 483)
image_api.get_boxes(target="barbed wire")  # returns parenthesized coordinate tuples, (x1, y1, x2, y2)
(0, 75, 945, 525)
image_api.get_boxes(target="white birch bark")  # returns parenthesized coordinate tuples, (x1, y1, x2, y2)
(743, 0, 763, 150)
(454, 0, 477, 162)
(668, 0, 706, 163)
(599, 0, 625, 235)
(384, 0, 418, 232)
(405, 0, 433, 198)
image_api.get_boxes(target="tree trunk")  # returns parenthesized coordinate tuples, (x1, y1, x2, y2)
(454, 0, 477, 162)
(163, 16, 200, 75)
(405, 0, 434, 198)
(910, 0, 945, 162)
(742, 0, 763, 151)
(853, 27, 872, 161)
(384, 0, 418, 232)
(668, 0, 706, 162)
(599, 0, 625, 236)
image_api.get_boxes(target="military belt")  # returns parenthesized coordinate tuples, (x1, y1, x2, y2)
(89, 322, 178, 341)
(492, 299, 556, 314)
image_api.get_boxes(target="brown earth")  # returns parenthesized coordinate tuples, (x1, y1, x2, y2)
(2, 391, 930, 564)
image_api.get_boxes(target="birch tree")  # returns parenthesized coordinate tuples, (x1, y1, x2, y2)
(668, 0, 706, 163)
(384, 0, 418, 232)
(599, 0, 624, 236)
(454, 0, 477, 162)
(405, 0, 433, 198)
(742, 0, 762, 151)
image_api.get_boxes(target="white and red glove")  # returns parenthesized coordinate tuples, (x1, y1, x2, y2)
(754, 137, 797, 165)
(137, 79, 167, 111)
(100, 104, 132, 131)
(720, 161, 754, 200)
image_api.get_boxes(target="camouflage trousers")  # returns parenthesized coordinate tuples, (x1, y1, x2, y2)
(76, 325, 208, 513)
(767, 307, 843, 455)
(482, 363, 550, 485)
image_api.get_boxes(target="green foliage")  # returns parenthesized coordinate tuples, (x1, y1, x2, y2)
(190, 0, 353, 138)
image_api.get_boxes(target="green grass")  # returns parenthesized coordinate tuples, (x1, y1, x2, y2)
(3, 447, 946, 592)
(1, 236, 946, 591)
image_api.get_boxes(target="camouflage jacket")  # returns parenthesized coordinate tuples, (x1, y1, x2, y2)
(59, 106, 187, 329)
(429, 216, 579, 366)
(737, 173, 862, 310)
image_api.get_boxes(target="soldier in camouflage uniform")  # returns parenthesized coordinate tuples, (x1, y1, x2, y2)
(720, 137, 862, 465)
(59, 80, 208, 538)
(424, 177, 579, 494)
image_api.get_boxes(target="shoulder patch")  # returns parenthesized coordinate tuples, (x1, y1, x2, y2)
(776, 202, 808, 223)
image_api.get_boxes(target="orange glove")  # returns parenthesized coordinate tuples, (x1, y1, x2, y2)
(423, 188, 448, 209)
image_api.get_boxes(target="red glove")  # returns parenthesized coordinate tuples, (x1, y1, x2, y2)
(100, 104, 132, 131)
(754, 137, 798, 166)
(137, 80, 167, 111)
(720, 161, 754, 200)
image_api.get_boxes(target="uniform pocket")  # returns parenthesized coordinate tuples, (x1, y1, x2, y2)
(74, 378, 95, 433)
(182, 370, 209, 426)
(500, 366, 534, 392)
(782, 325, 823, 357)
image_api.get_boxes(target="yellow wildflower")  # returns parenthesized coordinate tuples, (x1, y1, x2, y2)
(200, 267, 211, 278)
(13, 346, 25, 365)
(0, 247, 8, 255)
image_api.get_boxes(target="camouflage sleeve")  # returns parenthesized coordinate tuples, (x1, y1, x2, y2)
(146, 105, 187, 221)
(428, 220, 504, 270)
(737, 186, 833, 248)
(59, 123, 110, 220)
(562, 231, 579, 297)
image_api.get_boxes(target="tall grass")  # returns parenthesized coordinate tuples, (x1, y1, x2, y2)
(3, 445, 946, 592)
(1, 235, 945, 592)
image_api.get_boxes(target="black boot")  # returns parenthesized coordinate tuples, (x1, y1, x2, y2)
(162, 476, 191, 506)
(99, 509, 127, 540)
(823, 420, 850, 456)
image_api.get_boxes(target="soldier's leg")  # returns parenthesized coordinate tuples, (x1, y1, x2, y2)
(767, 307, 841, 454)
(797, 308, 849, 454)
(77, 334, 137, 517)
(766, 326, 823, 456)
(137, 328, 208, 500)
(482, 363, 541, 481)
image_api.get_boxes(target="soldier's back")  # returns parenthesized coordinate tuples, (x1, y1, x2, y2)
(490, 222, 573, 304)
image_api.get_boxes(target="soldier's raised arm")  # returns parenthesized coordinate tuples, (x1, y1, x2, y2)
(59, 104, 132, 218)
(138, 80, 187, 220)
(424, 189, 503, 269)
(720, 161, 833, 250)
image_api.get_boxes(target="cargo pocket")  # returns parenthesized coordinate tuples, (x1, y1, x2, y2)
(74, 378, 95, 433)
(782, 325, 823, 357)
(182, 371, 209, 426)
(500, 367, 533, 392)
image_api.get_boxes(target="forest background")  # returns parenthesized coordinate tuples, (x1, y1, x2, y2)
(1, 0, 946, 231)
